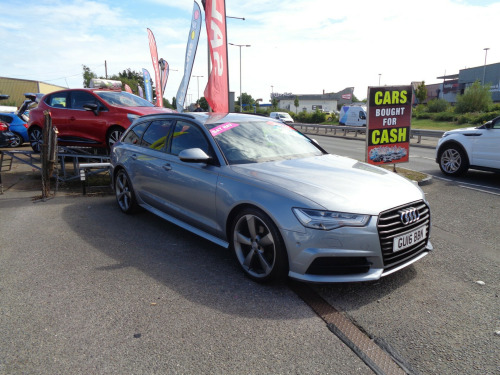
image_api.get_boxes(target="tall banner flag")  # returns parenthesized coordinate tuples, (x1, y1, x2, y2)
(176, 1, 202, 112)
(124, 84, 133, 94)
(147, 28, 163, 107)
(203, 0, 229, 112)
(159, 58, 169, 98)
(142, 68, 153, 103)
(138, 85, 144, 98)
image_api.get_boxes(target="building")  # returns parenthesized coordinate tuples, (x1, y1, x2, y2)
(0, 77, 67, 107)
(274, 87, 354, 113)
(428, 62, 500, 104)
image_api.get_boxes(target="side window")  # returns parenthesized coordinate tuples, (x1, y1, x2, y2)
(492, 118, 500, 129)
(141, 120, 173, 150)
(122, 121, 149, 145)
(170, 121, 210, 156)
(47, 92, 68, 108)
(70, 91, 99, 110)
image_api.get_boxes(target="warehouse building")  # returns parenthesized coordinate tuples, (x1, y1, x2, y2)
(0, 77, 66, 108)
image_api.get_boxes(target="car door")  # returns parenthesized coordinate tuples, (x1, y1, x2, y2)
(66, 91, 108, 145)
(45, 91, 71, 135)
(126, 119, 174, 208)
(157, 120, 222, 237)
(471, 119, 500, 169)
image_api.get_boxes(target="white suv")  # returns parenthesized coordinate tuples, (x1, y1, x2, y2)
(436, 116, 500, 176)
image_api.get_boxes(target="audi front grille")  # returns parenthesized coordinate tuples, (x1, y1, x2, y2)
(377, 200, 431, 272)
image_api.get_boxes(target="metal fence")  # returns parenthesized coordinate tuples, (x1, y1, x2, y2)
(293, 124, 444, 144)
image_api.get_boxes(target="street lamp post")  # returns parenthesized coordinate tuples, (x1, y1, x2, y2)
(378, 74, 382, 86)
(192, 75, 203, 102)
(483, 48, 490, 85)
(229, 43, 251, 112)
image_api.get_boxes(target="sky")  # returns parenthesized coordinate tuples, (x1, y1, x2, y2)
(1, 0, 500, 105)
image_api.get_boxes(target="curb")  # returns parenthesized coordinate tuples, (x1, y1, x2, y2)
(417, 174, 433, 186)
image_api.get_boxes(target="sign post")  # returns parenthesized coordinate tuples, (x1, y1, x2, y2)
(366, 85, 412, 168)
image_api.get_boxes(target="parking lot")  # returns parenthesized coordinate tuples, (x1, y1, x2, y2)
(0, 143, 498, 375)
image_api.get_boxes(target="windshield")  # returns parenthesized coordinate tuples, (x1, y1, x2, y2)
(206, 120, 324, 164)
(95, 91, 155, 107)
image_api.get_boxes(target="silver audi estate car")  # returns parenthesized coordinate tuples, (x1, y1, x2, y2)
(111, 112, 432, 283)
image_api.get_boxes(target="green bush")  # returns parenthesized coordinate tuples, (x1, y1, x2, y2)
(454, 80, 493, 114)
(432, 112, 455, 122)
(415, 112, 432, 119)
(427, 98, 450, 113)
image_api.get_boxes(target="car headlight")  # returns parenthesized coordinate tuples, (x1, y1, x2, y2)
(127, 114, 139, 123)
(293, 208, 370, 230)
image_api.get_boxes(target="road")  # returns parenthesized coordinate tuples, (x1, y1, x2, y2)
(0, 139, 499, 374)
(313, 134, 500, 194)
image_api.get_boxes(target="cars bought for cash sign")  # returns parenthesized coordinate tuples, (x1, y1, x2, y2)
(366, 85, 412, 165)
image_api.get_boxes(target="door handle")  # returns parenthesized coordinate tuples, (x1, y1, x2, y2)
(70, 116, 76, 120)
(162, 163, 172, 171)
(131, 154, 137, 160)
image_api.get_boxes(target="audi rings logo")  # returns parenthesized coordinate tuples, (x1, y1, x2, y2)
(399, 207, 420, 225)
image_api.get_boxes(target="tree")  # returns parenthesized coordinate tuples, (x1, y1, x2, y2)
(416, 81, 427, 104)
(271, 97, 278, 109)
(294, 96, 299, 114)
(454, 80, 492, 114)
(82, 65, 97, 88)
(236, 92, 255, 111)
(172, 96, 177, 109)
(198, 97, 209, 111)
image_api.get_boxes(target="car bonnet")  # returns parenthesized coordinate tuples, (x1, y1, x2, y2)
(229, 154, 424, 215)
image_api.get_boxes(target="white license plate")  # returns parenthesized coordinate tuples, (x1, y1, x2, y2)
(393, 225, 426, 252)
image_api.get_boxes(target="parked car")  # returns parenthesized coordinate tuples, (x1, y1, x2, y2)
(0, 113, 29, 147)
(270, 112, 294, 124)
(111, 112, 433, 283)
(28, 85, 175, 153)
(0, 121, 16, 148)
(436, 116, 500, 176)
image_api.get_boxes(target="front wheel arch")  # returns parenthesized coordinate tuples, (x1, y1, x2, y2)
(106, 126, 125, 149)
(28, 126, 43, 153)
(228, 205, 289, 283)
(438, 141, 469, 176)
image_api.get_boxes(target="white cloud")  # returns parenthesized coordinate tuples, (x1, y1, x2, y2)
(1, 0, 499, 104)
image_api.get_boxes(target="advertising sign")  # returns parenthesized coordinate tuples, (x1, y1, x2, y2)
(366, 85, 412, 165)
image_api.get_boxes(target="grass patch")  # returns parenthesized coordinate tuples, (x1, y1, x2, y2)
(381, 165, 428, 182)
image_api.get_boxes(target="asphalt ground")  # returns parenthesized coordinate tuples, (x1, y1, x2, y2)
(0, 138, 438, 375)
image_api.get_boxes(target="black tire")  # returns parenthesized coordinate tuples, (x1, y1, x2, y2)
(29, 127, 43, 152)
(230, 207, 288, 283)
(9, 133, 23, 148)
(114, 169, 139, 214)
(438, 144, 469, 176)
(107, 127, 125, 149)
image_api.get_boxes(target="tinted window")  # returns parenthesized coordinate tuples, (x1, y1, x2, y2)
(47, 92, 68, 108)
(206, 120, 323, 164)
(122, 121, 149, 145)
(70, 91, 100, 110)
(141, 120, 173, 150)
(0, 115, 12, 124)
(170, 121, 210, 156)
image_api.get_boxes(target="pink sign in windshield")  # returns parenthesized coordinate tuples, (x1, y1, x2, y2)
(210, 122, 240, 136)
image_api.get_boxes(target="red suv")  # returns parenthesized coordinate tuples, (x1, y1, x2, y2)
(28, 87, 175, 152)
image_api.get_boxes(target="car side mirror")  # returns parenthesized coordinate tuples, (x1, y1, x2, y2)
(178, 148, 211, 164)
(83, 103, 100, 116)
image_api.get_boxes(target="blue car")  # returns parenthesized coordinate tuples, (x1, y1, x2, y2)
(0, 113, 29, 147)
